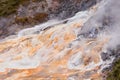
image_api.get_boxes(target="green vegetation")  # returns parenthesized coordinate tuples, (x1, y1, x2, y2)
(33, 13, 48, 22)
(15, 13, 48, 25)
(32, 0, 44, 2)
(107, 59, 120, 80)
(0, 0, 29, 17)
(15, 16, 30, 24)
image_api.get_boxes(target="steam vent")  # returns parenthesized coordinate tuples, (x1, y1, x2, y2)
(0, 0, 120, 80)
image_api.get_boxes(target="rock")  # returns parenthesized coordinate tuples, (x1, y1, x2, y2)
(101, 52, 111, 61)
(0, 0, 98, 39)
(48, 0, 98, 19)
(0, 5, 106, 79)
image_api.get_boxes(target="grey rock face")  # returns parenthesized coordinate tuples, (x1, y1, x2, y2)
(0, 0, 98, 39)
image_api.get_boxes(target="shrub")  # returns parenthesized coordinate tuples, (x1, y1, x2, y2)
(107, 59, 120, 80)
(0, 0, 29, 17)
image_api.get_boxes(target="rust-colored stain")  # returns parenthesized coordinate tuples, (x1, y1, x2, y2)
(0, 6, 109, 80)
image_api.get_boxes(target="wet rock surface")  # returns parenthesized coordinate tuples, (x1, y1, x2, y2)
(0, 5, 107, 79)
(0, 0, 120, 80)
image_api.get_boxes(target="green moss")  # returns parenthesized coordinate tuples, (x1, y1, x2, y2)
(33, 13, 48, 22)
(32, 0, 44, 2)
(107, 59, 120, 80)
(15, 13, 48, 25)
(15, 16, 29, 24)
(0, 0, 29, 17)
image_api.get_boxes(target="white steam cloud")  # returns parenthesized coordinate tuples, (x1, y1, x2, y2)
(80, 0, 120, 49)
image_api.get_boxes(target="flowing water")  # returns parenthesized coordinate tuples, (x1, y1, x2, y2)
(0, 0, 120, 80)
